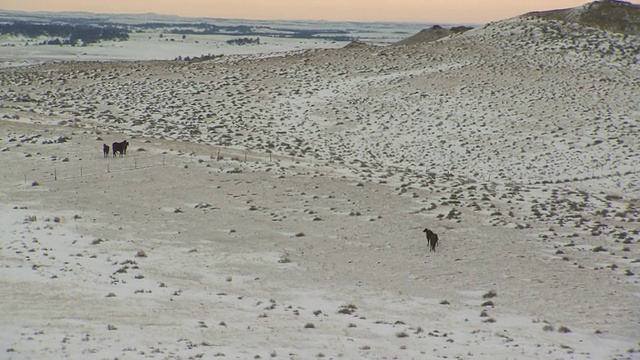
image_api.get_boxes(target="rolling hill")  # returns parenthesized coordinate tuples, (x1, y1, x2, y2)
(525, 0, 640, 35)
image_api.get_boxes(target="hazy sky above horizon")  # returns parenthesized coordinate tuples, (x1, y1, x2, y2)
(2, 0, 640, 23)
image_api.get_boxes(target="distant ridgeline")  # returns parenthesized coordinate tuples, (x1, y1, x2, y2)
(0, 23, 129, 46)
(0, 20, 356, 45)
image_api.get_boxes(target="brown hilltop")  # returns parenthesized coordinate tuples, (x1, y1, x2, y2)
(525, 0, 640, 36)
(341, 40, 377, 50)
(393, 25, 473, 46)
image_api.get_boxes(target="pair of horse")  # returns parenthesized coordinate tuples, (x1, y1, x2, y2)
(423, 228, 439, 252)
(103, 140, 129, 158)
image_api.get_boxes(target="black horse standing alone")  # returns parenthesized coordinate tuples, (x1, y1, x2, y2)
(423, 228, 439, 252)
(112, 140, 129, 157)
(103, 144, 110, 158)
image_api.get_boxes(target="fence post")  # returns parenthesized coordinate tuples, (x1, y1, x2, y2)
(217, 149, 221, 161)
(80, 166, 83, 177)
(54, 168, 57, 181)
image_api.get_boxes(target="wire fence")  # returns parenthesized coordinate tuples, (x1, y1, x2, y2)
(6, 145, 326, 188)
(3, 140, 637, 195)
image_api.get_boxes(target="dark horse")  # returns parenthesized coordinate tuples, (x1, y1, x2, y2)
(103, 144, 110, 158)
(112, 140, 129, 157)
(423, 228, 439, 252)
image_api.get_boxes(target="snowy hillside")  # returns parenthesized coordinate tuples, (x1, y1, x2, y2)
(2, 13, 638, 194)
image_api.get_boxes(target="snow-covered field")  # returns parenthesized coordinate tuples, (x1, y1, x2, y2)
(1, 10, 639, 360)
(0, 31, 349, 68)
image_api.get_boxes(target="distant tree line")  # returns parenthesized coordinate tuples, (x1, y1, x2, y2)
(165, 23, 353, 41)
(167, 23, 252, 35)
(174, 53, 224, 62)
(226, 37, 260, 45)
(0, 21, 356, 45)
(0, 23, 129, 45)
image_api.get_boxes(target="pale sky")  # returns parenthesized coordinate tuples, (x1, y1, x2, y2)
(2, 0, 639, 24)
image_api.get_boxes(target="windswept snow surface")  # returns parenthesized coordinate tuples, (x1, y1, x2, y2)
(0, 14, 639, 360)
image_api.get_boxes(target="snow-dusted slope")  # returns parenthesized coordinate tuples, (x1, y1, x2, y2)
(2, 14, 638, 195)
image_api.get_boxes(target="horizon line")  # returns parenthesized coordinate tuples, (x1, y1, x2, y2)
(0, 8, 492, 26)
(0, 8, 482, 26)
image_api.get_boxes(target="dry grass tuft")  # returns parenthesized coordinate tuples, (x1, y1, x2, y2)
(558, 325, 571, 333)
(338, 304, 358, 315)
(483, 290, 497, 299)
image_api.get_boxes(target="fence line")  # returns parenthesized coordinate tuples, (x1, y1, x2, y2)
(2, 145, 329, 188)
(3, 141, 637, 192)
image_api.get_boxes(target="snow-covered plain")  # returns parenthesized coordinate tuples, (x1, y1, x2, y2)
(0, 10, 639, 360)
(0, 31, 349, 68)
